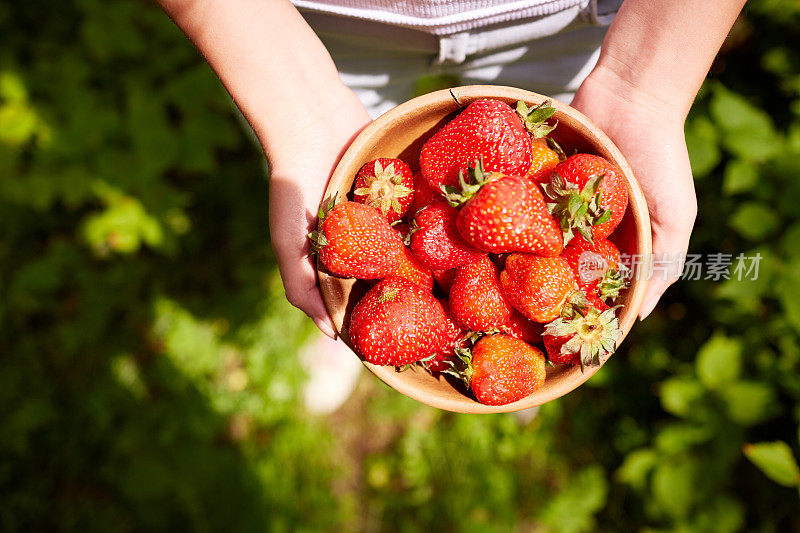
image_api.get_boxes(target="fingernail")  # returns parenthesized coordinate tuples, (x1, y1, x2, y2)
(314, 318, 337, 339)
(638, 294, 659, 321)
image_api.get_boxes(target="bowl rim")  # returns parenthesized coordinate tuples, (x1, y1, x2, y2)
(318, 85, 652, 413)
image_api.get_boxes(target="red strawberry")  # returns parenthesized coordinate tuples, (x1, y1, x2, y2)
(499, 254, 578, 323)
(433, 268, 458, 293)
(353, 158, 414, 223)
(515, 100, 562, 183)
(448, 162, 563, 255)
(410, 202, 485, 270)
(395, 247, 434, 290)
(420, 99, 532, 191)
(560, 236, 628, 302)
(410, 171, 442, 216)
(349, 277, 452, 366)
(525, 138, 561, 183)
(543, 305, 621, 369)
(424, 300, 467, 373)
(449, 334, 546, 406)
(543, 154, 629, 243)
(502, 311, 544, 345)
(449, 257, 514, 331)
(310, 200, 404, 279)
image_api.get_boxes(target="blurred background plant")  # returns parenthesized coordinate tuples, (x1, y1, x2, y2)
(1, 1, 799, 531)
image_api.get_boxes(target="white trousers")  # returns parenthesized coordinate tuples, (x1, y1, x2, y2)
(302, 0, 620, 118)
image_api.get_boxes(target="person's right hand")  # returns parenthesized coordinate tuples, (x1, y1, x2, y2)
(265, 85, 372, 338)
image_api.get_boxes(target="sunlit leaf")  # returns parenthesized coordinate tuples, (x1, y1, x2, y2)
(685, 115, 721, 177)
(653, 458, 696, 519)
(719, 381, 778, 426)
(660, 377, 705, 417)
(729, 202, 779, 240)
(743, 441, 800, 487)
(616, 448, 657, 491)
(696, 333, 742, 389)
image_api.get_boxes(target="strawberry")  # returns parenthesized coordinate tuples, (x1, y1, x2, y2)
(525, 138, 561, 183)
(502, 311, 544, 345)
(395, 247, 435, 290)
(310, 200, 404, 279)
(515, 100, 562, 183)
(560, 237, 628, 302)
(499, 254, 579, 323)
(420, 99, 532, 191)
(433, 268, 457, 293)
(447, 161, 563, 255)
(449, 257, 514, 331)
(409, 202, 485, 270)
(410, 171, 442, 216)
(309, 199, 433, 288)
(349, 277, 452, 366)
(424, 300, 467, 373)
(353, 158, 414, 223)
(543, 153, 629, 243)
(449, 334, 546, 405)
(543, 305, 621, 370)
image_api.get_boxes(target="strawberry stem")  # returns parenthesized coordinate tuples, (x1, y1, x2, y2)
(442, 158, 494, 207)
(543, 172, 611, 245)
(516, 100, 558, 138)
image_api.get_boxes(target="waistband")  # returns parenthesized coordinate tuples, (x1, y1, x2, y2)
(303, 0, 619, 59)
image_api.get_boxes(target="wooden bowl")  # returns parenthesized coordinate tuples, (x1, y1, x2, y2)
(317, 85, 651, 413)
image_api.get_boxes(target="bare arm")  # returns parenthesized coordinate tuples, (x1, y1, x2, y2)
(572, 0, 747, 318)
(157, 0, 371, 336)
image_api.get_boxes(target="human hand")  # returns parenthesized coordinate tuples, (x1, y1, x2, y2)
(265, 87, 372, 337)
(571, 70, 698, 319)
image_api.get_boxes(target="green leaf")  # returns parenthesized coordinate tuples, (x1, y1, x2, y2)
(616, 448, 657, 491)
(776, 258, 800, 332)
(652, 458, 696, 519)
(685, 115, 721, 177)
(0, 70, 27, 102)
(538, 466, 608, 533)
(695, 333, 742, 389)
(413, 73, 462, 97)
(722, 159, 758, 195)
(743, 441, 800, 487)
(0, 103, 38, 145)
(719, 381, 778, 426)
(780, 224, 800, 259)
(729, 202, 779, 240)
(654, 423, 714, 454)
(687, 495, 745, 533)
(660, 377, 705, 417)
(711, 84, 782, 162)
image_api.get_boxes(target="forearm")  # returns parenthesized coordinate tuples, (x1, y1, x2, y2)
(156, 0, 350, 159)
(588, 0, 746, 120)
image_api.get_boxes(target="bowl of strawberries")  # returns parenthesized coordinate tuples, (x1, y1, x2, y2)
(310, 85, 651, 413)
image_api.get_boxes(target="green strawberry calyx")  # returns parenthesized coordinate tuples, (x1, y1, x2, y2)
(438, 328, 501, 384)
(442, 158, 496, 207)
(516, 100, 557, 138)
(354, 160, 413, 217)
(544, 303, 621, 372)
(441, 345, 475, 387)
(307, 195, 337, 256)
(598, 265, 630, 302)
(543, 172, 612, 246)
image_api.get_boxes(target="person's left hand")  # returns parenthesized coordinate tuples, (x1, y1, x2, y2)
(571, 71, 698, 319)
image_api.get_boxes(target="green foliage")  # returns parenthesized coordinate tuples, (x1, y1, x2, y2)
(744, 441, 800, 488)
(1, 0, 800, 532)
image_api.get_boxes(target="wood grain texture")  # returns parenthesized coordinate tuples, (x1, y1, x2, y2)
(317, 85, 652, 414)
